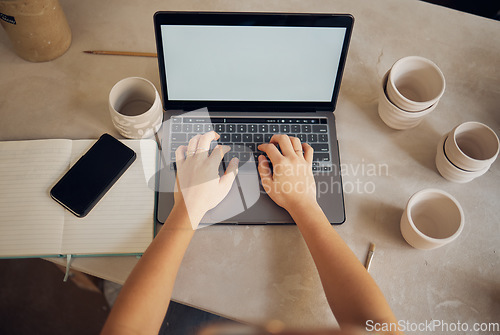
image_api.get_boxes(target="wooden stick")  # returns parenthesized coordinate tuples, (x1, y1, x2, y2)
(364, 242, 375, 272)
(83, 50, 157, 58)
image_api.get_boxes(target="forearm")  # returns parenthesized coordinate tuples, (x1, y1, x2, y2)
(101, 205, 195, 335)
(102, 131, 237, 335)
(288, 203, 400, 331)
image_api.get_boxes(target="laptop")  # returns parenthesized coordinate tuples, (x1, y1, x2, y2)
(153, 12, 353, 225)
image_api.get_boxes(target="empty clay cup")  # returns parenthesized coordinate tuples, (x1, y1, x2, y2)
(444, 121, 499, 172)
(378, 71, 437, 130)
(436, 134, 489, 183)
(387, 56, 445, 112)
(109, 77, 163, 139)
(400, 189, 464, 250)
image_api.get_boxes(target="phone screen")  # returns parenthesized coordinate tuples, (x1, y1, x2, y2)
(50, 134, 136, 217)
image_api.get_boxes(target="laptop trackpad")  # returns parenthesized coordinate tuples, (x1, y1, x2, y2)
(202, 161, 294, 224)
(203, 182, 244, 224)
(202, 163, 260, 224)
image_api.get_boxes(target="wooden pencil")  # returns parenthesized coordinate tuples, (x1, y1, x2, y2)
(365, 242, 375, 272)
(83, 50, 157, 58)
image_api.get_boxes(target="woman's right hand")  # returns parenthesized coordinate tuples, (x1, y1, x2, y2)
(257, 134, 318, 214)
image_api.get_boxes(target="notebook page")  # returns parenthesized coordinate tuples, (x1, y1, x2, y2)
(0, 140, 71, 257)
(61, 139, 156, 255)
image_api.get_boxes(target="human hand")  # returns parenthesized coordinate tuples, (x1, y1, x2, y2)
(257, 134, 317, 213)
(174, 131, 239, 228)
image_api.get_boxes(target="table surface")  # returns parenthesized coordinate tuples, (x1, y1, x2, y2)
(1, 0, 499, 332)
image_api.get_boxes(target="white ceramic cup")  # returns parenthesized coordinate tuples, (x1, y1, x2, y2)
(378, 71, 437, 130)
(109, 77, 163, 139)
(387, 56, 445, 112)
(400, 189, 464, 250)
(436, 133, 489, 183)
(444, 121, 499, 172)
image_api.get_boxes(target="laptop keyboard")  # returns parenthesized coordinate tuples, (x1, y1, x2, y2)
(168, 117, 333, 172)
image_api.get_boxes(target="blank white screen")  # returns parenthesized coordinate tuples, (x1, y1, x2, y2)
(161, 25, 346, 102)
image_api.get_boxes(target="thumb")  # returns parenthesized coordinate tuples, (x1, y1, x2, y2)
(257, 155, 273, 195)
(219, 157, 239, 194)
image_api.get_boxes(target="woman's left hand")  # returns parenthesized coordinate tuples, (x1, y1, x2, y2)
(174, 131, 239, 228)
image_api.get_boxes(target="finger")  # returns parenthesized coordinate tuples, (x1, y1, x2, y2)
(209, 145, 231, 166)
(289, 136, 304, 156)
(258, 143, 282, 163)
(175, 145, 187, 167)
(270, 134, 295, 156)
(302, 143, 314, 163)
(186, 134, 201, 157)
(196, 131, 220, 154)
(257, 155, 273, 192)
(219, 157, 239, 192)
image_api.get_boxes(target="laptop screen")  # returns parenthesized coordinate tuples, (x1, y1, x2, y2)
(161, 25, 345, 102)
(154, 13, 354, 111)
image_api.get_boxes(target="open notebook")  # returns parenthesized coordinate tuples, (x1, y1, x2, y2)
(0, 139, 157, 259)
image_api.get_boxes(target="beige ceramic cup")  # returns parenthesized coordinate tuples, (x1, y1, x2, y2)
(400, 189, 464, 250)
(444, 121, 499, 172)
(436, 134, 489, 183)
(378, 71, 437, 130)
(0, 0, 71, 62)
(109, 77, 163, 139)
(387, 56, 445, 112)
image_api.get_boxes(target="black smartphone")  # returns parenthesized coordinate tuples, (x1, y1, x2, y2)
(50, 134, 136, 217)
